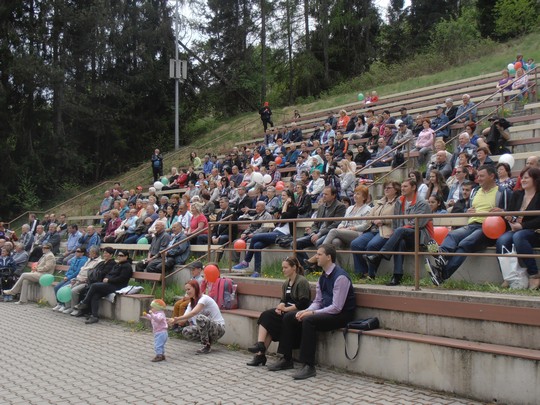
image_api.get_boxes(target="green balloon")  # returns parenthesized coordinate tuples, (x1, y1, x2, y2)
(39, 274, 55, 287)
(161, 177, 169, 185)
(357, 92, 365, 101)
(57, 286, 72, 303)
(137, 237, 149, 245)
(508, 68, 516, 75)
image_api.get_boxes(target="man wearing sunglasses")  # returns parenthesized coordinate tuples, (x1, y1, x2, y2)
(73, 249, 132, 324)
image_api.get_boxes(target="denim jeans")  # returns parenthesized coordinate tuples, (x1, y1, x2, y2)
(440, 223, 493, 279)
(153, 331, 168, 355)
(295, 234, 327, 263)
(245, 231, 285, 272)
(496, 229, 540, 276)
(379, 227, 415, 275)
(350, 231, 388, 276)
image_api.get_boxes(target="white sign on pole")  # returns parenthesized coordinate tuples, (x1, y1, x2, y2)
(169, 59, 187, 80)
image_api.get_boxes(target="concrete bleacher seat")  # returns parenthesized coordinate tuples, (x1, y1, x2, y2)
(219, 278, 540, 405)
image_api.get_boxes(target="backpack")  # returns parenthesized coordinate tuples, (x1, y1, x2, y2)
(201, 277, 238, 310)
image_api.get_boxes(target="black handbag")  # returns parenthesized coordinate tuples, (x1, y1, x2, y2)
(343, 317, 379, 360)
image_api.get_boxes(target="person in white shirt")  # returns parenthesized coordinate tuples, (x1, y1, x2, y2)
(170, 280, 226, 354)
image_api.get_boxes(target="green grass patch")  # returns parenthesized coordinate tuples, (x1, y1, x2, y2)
(259, 262, 540, 296)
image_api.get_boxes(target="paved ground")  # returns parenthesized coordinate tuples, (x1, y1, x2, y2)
(1, 303, 484, 405)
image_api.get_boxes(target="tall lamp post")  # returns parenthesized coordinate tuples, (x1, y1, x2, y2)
(170, 0, 187, 150)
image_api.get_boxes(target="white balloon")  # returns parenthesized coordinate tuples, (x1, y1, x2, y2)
(153, 181, 164, 191)
(394, 119, 402, 128)
(252, 172, 264, 184)
(507, 63, 515, 71)
(498, 154, 515, 169)
(263, 174, 272, 184)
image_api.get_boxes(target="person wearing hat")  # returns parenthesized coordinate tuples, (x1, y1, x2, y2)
(431, 105, 450, 140)
(398, 107, 414, 129)
(171, 261, 205, 331)
(4, 242, 56, 304)
(73, 249, 133, 324)
(143, 299, 169, 362)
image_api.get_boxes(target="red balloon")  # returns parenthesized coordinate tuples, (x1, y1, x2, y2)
(233, 239, 247, 252)
(204, 264, 220, 283)
(433, 226, 449, 245)
(482, 216, 506, 239)
(275, 157, 283, 164)
(514, 61, 522, 70)
(275, 181, 285, 191)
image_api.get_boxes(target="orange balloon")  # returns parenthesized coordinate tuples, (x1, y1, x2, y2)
(514, 61, 522, 70)
(275, 157, 283, 164)
(204, 264, 220, 283)
(275, 181, 285, 191)
(432, 226, 449, 245)
(233, 239, 247, 252)
(482, 216, 506, 239)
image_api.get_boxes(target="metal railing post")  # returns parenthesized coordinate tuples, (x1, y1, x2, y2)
(161, 252, 166, 298)
(414, 220, 420, 291)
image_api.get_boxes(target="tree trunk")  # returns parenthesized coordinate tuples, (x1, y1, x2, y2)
(285, 0, 294, 104)
(261, 0, 266, 102)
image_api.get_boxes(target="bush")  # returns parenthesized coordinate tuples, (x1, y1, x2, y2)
(494, 0, 540, 40)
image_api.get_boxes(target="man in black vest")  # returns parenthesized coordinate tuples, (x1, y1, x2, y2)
(267, 244, 356, 380)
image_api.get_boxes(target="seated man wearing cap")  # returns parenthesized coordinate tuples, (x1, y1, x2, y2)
(398, 107, 414, 129)
(4, 242, 56, 304)
(431, 105, 450, 140)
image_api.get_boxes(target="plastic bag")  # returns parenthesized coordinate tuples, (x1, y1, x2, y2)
(497, 245, 529, 289)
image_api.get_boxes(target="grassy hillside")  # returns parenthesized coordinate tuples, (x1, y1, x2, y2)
(20, 31, 540, 222)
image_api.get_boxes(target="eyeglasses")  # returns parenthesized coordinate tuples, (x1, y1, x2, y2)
(76, 250, 83, 253)
(117, 253, 126, 257)
(384, 186, 395, 190)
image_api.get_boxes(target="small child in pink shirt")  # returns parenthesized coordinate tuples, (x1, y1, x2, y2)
(143, 299, 169, 362)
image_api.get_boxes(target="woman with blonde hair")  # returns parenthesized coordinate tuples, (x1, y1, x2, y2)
(350, 181, 401, 278)
(187, 202, 209, 244)
(337, 109, 350, 132)
(339, 159, 356, 199)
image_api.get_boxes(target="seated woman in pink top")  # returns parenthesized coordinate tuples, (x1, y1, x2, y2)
(187, 202, 209, 244)
(413, 118, 436, 165)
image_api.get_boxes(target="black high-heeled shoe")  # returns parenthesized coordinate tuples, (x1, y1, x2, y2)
(246, 353, 267, 366)
(248, 341, 266, 354)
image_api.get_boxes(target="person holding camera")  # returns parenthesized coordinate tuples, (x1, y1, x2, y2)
(482, 116, 511, 155)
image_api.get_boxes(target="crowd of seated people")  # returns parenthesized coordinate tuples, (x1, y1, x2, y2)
(3, 68, 539, 297)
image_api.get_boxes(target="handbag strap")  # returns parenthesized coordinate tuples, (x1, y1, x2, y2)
(343, 327, 362, 361)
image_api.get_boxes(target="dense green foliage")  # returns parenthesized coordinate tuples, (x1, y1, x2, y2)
(0, 1, 175, 218)
(1, 0, 539, 219)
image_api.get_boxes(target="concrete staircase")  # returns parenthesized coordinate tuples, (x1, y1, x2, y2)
(220, 278, 540, 405)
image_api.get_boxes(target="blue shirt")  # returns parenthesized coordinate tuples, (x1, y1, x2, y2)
(67, 231, 82, 253)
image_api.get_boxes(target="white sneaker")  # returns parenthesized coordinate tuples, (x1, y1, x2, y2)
(52, 304, 62, 311)
(57, 305, 65, 312)
(63, 307, 73, 314)
(70, 310, 80, 316)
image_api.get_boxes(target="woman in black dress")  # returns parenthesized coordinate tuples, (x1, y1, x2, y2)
(246, 257, 311, 366)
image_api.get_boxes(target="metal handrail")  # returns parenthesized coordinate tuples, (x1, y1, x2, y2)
(209, 208, 540, 291)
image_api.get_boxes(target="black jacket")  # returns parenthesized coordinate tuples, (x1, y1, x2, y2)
(105, 261, 133, 289)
